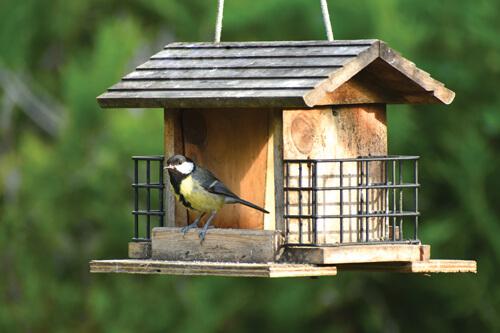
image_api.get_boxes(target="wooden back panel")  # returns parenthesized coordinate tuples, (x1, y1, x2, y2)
(176, 108, 271, 229)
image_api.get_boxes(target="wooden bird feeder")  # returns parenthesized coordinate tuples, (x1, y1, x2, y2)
(90, 39, 476, 277)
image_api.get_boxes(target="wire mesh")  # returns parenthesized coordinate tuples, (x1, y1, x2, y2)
(131, 155, 165, 241)
(283, 156, 420, 246)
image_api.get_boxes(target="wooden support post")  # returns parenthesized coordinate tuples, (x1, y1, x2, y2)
(264, 109, 285, 231)
(164, 108, 187, 227)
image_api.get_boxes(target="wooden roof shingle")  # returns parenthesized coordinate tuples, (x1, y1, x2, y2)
(97, 40, 455, 109)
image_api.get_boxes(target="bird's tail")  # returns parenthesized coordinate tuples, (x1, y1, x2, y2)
(232, 198, 269, 214)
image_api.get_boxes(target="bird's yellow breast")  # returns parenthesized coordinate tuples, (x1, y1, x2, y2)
(178, 175, 225, 212)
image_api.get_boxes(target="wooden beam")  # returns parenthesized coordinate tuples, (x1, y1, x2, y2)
(283, 244, 430, 264)
(152, 44, 372, 58)
(337, 260, 477, 274)
(164, 108, 187, 227)
(97, 91, 308, 109)
(164, 40, 377, 48)
(152, 227, 284, 263)
(270, 109, 285, 232)
(89, 259, 337, 278)
(378, 41, 455, 104)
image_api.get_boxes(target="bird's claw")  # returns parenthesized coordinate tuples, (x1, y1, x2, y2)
(180, 222, 199, 235)
(198, 230, 207, 241)
(180, 226, 191, 235)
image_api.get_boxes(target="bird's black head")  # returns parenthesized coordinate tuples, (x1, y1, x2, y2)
(165, 155, 195, 175)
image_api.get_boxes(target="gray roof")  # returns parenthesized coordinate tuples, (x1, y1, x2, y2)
(97, 40, 455, 109)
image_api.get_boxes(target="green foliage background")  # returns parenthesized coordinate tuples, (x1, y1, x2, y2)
(1, 0, 499, 332)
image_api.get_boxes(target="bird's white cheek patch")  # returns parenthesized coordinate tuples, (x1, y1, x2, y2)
(176, 161, 194, 174)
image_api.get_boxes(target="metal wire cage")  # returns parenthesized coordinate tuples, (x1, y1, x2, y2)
(131, 156, 165, 241)
(283, 156, 420, 246)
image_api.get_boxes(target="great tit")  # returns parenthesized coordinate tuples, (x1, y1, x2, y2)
(165, 154, 269, 240)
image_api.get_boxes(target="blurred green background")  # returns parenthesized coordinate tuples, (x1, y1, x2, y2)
(1, 0, 499, 332)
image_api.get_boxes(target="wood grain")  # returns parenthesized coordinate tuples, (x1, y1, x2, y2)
(283, 244, 430, 264)
(164, 109, 187, 227)
(89, 259, 337, 278)
(163, 40, 377, 48)
(137, 57, 355, 70)
(151, 227, 284, 263)
(337, 259, 477, 274)
(111, 78, 319, 90)
(151, 45, 371, 58)
(283, 105, 387, 245)
(98, 39, 455, 109)
(182, 108, 269, 229)
(128, 242, 152, 259)
(123, 68, 337, 80)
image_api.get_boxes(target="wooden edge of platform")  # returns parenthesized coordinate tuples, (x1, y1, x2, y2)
(337, 260, 477, 274)
(89, 259, 337, 278)
(284, 244, 430, 264)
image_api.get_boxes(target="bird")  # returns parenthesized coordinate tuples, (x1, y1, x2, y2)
(164, 154, 269, 240)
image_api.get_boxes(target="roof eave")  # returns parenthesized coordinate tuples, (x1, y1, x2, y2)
(303, 40, 456, 107)
(97, 93, 308, 109)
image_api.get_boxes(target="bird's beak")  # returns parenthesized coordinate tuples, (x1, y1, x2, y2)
(164, 165, 174, 170)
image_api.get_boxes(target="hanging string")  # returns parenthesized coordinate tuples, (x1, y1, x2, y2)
(320, 0, 334, 41)
(213, 0, 334, 42)
(214, 0, 224, 43)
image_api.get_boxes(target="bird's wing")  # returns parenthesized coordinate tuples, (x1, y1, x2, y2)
(198, 167, 270, 214)
(198, 168, 239, 199)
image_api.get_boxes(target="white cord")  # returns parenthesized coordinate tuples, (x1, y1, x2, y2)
(214, 0, 334, 42)
(320, 0, 334, 41)
(214, 0, 224, 43)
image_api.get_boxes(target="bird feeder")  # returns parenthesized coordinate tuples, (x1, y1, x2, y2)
(89, 38, 477, 277)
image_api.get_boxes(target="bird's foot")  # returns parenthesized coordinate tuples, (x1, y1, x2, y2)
(181, 213, 205, 235)
(181, 221, 199, 235)
(198, 229, 208, 242)
(198, 210, 217, 242)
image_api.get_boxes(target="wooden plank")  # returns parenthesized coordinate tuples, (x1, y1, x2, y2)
(151, 228, 284, 263)
(111, 78, 320, 91)
(164, 40, 377, 49)
(100, 89, 308, 99)
(263, 111, 276, 230)
(123, 68, 337, 80)
(151, 45, 371, 59)
(337, 260, 477, 274)
(262, 109, 285, 231)
(283, 244, 430, 264)
(282, 105, 387, 245)
(378, 42, 455, 104)
(272, 109, 285, 232)
(128, 241, 152, 259)
(89, 259, 337, 278)
(137, 57, 356, 70)
(182, 108, 270, 229)
(164, 109, 187, 227)
(97, 91, 308, 109)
